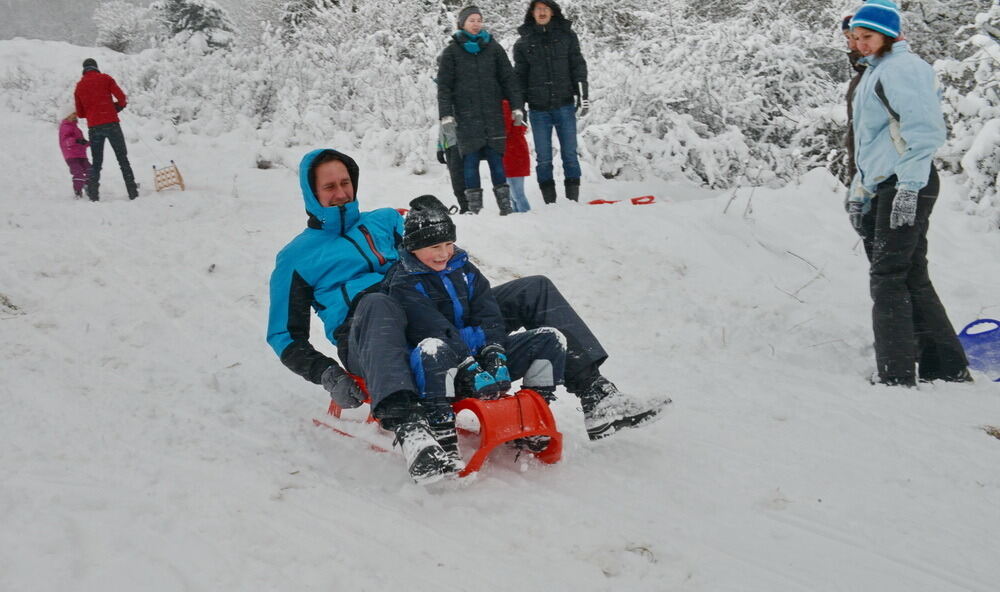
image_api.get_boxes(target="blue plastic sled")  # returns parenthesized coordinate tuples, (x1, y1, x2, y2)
(957, 319, 1000, 382)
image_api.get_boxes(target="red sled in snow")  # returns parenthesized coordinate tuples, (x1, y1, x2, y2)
(587, 195, 656, 206)
(313, 377, 562, 477)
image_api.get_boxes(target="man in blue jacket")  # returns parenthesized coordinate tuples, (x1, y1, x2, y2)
(267, 149, 670, 482)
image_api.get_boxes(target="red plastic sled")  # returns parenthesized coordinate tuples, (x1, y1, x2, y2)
(587, 195, 656, 206)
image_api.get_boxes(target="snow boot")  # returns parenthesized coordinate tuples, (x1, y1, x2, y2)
(494, 184, 513, 216)
(564, 178, 580, 202)
(464, 188, 484, 214)
(510, 387, 556, 453)
(127, 181, 139, 200)
(86, 181, 99, 202)
(539, 180, 557, 204)
(428, 415, 465, 473)
(392, 415, 459, 484)
(579, 376, 671, 441)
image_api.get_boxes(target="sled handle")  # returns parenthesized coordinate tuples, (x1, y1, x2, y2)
(959, 319, 1000, 338)
(630, 195, 655, 205)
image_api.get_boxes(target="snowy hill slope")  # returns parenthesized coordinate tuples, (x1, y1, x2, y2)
(3, 42, 1000, 592)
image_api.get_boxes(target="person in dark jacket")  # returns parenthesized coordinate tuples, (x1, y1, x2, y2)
(382, 195, 567, 475)
(847, 1, 971, 386)
(437, 6, 525, 216)
(266, 148, 671, 483)
(73, 58, 138, 201)
(512, 0, 588, 204)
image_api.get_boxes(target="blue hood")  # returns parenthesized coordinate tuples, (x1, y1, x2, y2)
(298, 148, 362, 233)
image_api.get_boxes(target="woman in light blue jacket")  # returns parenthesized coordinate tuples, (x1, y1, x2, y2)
(847, 0, 970, 387)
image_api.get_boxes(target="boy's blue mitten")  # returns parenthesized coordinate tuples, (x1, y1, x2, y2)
(455, 356, 501, 398)
(477, 344, 511, 393)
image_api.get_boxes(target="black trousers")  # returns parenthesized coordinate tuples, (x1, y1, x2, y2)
(344, 276, 608, 421)
(443, 145, 468, 212)
(87, 122, 136, 199)
(862, 168, 968, 382)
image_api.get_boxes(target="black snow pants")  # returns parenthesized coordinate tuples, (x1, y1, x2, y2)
(342, 276, 608, 424)
(862, 168, 968, 384)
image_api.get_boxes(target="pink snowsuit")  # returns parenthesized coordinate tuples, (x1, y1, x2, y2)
(59, 119, 90, 195)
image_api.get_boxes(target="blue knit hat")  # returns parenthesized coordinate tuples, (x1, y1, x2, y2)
(850, 0, 901, 38)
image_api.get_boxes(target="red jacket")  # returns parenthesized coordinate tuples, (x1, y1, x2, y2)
(74, 70, 127, 128)
(59, 120, 89, 160)
(501, 100, 530, 178)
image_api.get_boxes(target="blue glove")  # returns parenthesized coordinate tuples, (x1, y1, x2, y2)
(321, 365, 365, 409)
(454, 356, 501, 398)
(477, 344, 511, 393)
(890, 188, 918, 229)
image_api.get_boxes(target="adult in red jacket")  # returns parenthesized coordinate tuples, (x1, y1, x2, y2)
(74, 58, 138, 201)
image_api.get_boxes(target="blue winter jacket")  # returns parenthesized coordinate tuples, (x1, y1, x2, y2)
(266, 149, 404, 383)
(382, 247, 508, 357)
(850, 41, 945, 201)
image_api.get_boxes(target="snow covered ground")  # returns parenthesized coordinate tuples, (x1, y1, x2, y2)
(2, 39, 1000, 591)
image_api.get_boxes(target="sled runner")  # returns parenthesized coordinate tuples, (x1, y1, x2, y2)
(313, 378, 563, 477)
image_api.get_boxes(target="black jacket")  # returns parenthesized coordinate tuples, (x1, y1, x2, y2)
(437, 32, 523, 157)
(512, 19, 587, 112)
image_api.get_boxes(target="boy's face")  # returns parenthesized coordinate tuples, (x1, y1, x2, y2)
(412, 241, 455, 272)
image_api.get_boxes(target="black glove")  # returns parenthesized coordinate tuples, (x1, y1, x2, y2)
(848, 201, 864, 231)
(575, 82, 590, 116)
(75, 138, 89, 145)
(114, 104, 124, 112)
(477, 344, 511, 393)
(437, 149, 447, 164)
(321, 365, 366, 409)
(454, 356, 501, 398)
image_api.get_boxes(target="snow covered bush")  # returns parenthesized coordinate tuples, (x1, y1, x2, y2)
(94, 1, 151, 53)
(937, 4, 1000, 226)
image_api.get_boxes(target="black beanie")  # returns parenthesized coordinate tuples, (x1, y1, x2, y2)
(457, 6, 482, 29)
(403, 195, 456, 252)
(82, 58, 99, 73)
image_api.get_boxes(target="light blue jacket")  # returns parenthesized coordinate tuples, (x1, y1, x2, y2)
(850, 41, 945, 201)
(266, 149, 403, 383)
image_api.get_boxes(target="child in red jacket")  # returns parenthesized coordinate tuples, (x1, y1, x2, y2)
(501, 100, 531, 213)
(59, 112, 90, 199)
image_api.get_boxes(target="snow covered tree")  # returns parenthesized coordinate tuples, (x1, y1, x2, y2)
(94, 1, 150, 53)
(151, 0, 236, 49)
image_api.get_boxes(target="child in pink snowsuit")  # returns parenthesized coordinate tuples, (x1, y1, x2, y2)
(59, 112, 90, 198)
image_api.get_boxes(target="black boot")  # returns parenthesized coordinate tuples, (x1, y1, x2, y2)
(455, 192, 470, 214)
(392, 413, 459, 484)
(494, 184, 513, 216)
(86, 181, 100, 202)
(464, 188, 484, 214)
(565, 178, 580, 202)
(539, 180, 557, 204)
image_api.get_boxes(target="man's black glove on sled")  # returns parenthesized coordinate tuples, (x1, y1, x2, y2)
(114, 104, 124, 112)
(476, 344, 511, 393)
(454, 356, 501, 398)
(321, 365, 365, 409)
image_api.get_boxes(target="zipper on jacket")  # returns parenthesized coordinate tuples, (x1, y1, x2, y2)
(344, 235, 375, 272)
(358, 225, 388, 265)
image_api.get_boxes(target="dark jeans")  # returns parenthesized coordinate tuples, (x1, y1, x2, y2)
(529, 104, 581, 184)
(864, 168, 968, 383)
(344, 276, 608, 421)
(87, 122, 136, 199)
(462, 146, 506, 190)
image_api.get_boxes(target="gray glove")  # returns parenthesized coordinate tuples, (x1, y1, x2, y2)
(848, 201, 864, 231)
(511, 109, 526, 127)
(889, 188, 918, 229)
(321, 365, 365, 409)
(440, 117, 458, 149)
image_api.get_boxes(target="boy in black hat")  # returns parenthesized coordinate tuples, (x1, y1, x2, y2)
(381, 195, 568, 472)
